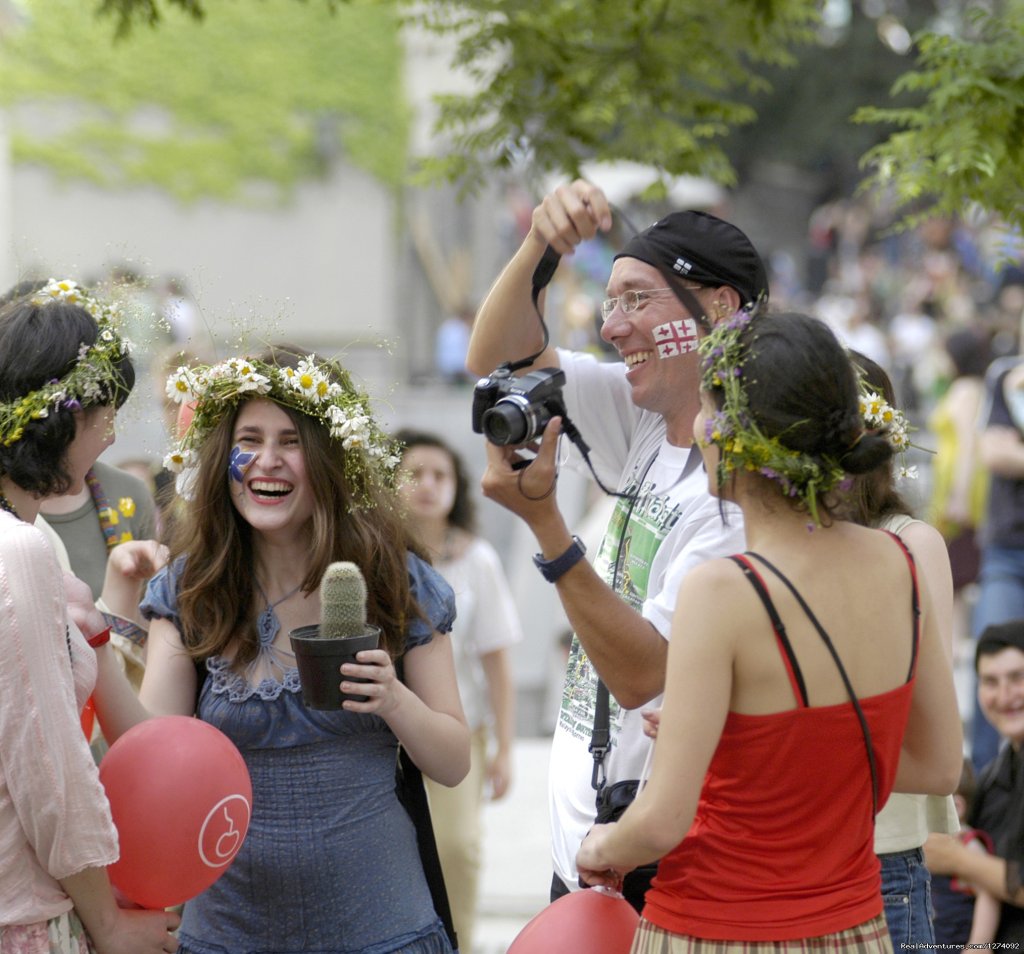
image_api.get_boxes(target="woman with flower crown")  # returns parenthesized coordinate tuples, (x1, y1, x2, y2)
(0, 281, 181, 954)
(92, 345, 469, 954)
(841, 351, 960, 953)
(575, 309, 962, 953)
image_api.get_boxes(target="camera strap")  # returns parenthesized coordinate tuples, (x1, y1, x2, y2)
(499, 244, 562, 375)
(589, 448, 658, 791)
(588, 443, 705, 791)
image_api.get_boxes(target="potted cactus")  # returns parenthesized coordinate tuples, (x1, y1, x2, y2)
(289, 562, 381, 709)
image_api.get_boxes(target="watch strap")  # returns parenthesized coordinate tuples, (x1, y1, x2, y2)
(533, 535, 586, 583)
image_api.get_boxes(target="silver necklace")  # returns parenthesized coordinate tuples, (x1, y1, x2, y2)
(254, 580, 303, 647)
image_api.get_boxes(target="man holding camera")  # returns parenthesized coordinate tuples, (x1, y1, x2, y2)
(467, 179, 768, 910)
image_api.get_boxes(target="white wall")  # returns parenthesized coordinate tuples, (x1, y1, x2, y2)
(0, 111, 12, 293)
(6, 163, 397, 367)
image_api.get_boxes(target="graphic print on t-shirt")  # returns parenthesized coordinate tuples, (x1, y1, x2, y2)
(558, 470, 682, 743)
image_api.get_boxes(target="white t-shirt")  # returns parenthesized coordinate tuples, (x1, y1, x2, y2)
(548, 349, 745, 889)
(437, 536, 523, 731)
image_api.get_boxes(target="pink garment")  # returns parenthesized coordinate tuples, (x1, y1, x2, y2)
(0, 512, 118, 931)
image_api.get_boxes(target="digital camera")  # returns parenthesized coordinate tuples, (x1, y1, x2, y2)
(471, 366, 567, 446)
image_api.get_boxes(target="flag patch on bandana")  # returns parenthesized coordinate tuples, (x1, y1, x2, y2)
(653, 318, 699, 358)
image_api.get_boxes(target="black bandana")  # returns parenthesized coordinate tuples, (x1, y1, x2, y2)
(615, 210, 769, 307)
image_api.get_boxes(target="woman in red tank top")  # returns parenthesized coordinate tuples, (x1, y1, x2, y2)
(576, 309, 963, 953)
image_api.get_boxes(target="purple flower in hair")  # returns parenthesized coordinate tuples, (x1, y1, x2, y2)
(61, 398, 82, 412)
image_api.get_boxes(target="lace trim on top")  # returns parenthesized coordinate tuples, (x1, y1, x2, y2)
(206, 602, 303, 702)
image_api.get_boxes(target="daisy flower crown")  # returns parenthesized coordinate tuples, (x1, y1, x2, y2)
(0, 279, 131, 448)
(164, 354, 401, 505)
(855, 377, 918, 481)
(698, 309, 846, 525)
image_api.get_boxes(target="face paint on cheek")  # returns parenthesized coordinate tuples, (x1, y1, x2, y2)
(652, 318, 699, 359)
(228, 445, 257, 484)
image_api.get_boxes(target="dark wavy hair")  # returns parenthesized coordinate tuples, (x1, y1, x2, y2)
(712, 311, 893, 522)
(170, 353, 427, 665)
(392, 428, 477, 534)
(0, 292, 135, 496)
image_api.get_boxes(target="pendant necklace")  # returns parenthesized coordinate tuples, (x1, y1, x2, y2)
(254, 580, 304, 647)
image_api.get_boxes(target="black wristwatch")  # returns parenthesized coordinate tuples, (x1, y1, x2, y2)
(533, 535, 587, 583)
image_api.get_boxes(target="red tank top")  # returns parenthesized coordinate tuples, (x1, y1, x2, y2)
(643, 534, 921, 940)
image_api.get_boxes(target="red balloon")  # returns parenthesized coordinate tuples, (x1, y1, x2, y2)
(98, 716, 252, 910)
(508, 886, 639, 954)
(80, 696, 95, 741)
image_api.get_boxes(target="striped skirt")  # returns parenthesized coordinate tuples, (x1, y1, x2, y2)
(630, 914, 893, 954)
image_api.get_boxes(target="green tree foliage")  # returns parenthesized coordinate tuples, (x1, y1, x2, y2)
(0, 0, 408, 202)
(724, 2, 937, 197)
(854, 1, 1024, 232)
(94, 0, 338, 36)
(405, 0, 820, 194)
(95, 0, 205, 36)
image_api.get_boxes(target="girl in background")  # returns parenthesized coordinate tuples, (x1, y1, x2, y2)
(396, 429, 521, 954)
(845, 351, 960, 952)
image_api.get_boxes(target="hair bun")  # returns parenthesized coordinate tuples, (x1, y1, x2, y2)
(839, 431, 893, 476)
(822, 408, 859, 453)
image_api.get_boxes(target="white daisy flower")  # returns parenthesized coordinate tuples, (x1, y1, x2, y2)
(227, 359, 271, 394)
(166, 367, 199, 404)
(290, 358, 328, 403)
(162, 446, 195, 474)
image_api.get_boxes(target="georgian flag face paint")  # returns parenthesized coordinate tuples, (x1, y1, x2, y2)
(652, 317, 699, 359)
(229, 445, 257, 483)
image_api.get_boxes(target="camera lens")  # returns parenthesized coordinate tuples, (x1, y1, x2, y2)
(482, 402, 530, 445)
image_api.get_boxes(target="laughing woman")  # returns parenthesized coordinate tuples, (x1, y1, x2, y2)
(93, 348, 469, 954)
(575, 310, 962, 953)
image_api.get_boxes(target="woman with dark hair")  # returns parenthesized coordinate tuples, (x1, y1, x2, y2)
(844, 352, 959, 953)
(575, 310, 962, 952)
(0, 280, 180, 953)
(395, 429, 521, 954)
(94, 349, 469, 954)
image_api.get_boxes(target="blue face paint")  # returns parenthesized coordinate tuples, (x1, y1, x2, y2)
(229, 445, 256, 483)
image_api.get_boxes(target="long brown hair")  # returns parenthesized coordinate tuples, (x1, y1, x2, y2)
(169, 398, 427, 665)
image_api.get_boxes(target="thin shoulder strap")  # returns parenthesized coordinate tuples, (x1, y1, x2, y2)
(881, 530, 922, 683)
(729, 555, 808, 707)
(393, 655, 459, 951)
(746, 552, 880, 816)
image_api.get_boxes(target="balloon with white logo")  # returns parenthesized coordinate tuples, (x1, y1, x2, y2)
(99, 715, 253, 909)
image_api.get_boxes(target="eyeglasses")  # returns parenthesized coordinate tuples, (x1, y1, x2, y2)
(600, 285, 704, 324)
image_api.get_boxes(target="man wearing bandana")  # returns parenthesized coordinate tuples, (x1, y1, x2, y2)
(468, 179, 768, 910)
